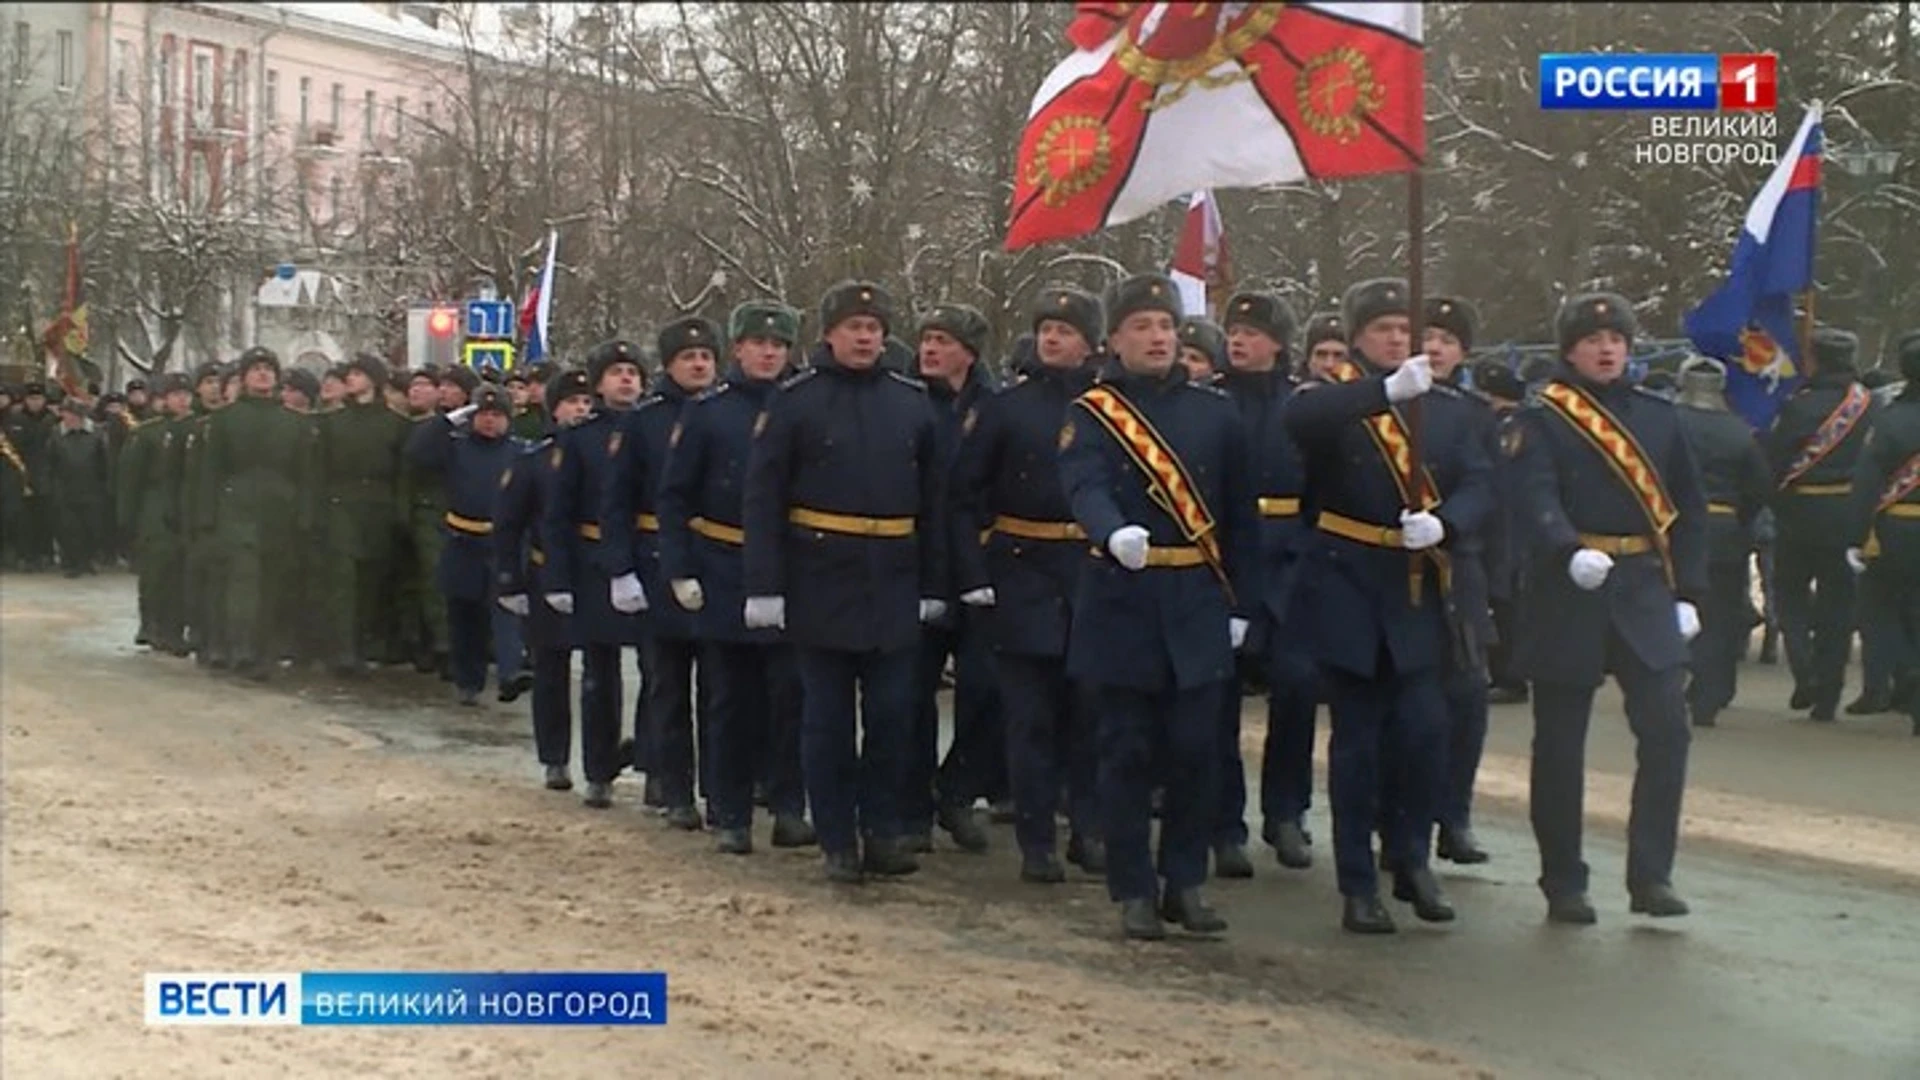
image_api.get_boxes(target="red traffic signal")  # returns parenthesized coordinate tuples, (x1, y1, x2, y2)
(427, 307, 458, 337)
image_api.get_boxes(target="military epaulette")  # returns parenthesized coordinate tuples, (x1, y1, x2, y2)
(885, 370, 928, 392)
(693, 383, 731, 403)
(1183, 380, 1229, 399)
(520, 435, 554, 455)
(1632, 386, 1676, 404)
(778, 368, 819, 391)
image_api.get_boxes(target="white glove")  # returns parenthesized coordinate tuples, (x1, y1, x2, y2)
(1567, 549, 1614, 591)
(1675, 601, 1701, 642)
(743, 595, 786, 630)
(497, 593, 530, 617)
(1107, 524, 1151, 571)
(446, 403, 480, 426)
(544, 592, 574, 614)
(919, 598, 949, 623)
(1845, 547, 1868, 574)
(1398, 509, 1444, 551)
(959, 586, 996, 607)
(1229, 617, 1250, 650)
(610, 572, 649, 613)
(1384, 354, 1433, 403)
(671, 578, 706, 612)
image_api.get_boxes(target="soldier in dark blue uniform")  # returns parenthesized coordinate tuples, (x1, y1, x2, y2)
(495, 369, 594, 790)
(1283, 278, 1492, 933)
(1672, 357, 1771, 728)
(406, 383, 528, 706)
(541, 341, 650, 809)
(1848, 334, 1920, 736)
(908, 302, 1002, 854)
(742, 281, 949, 883)
(1512, 293, 1708, 924)
(1178, 317, 1226, 385)
(950, 285, 1106, 883)
(658, 300, 817, 853)
(1766, 328, 1877, 721)
(604, 317, 720, 831)
(1059, 273, 1259, 940)
(1217, 290, 1313, 877)
(1474, 360, 1531, 706)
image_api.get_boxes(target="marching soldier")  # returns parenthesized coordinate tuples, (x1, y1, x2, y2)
(1512, 293, 1708, 924)
(1474, 360, 1532, 705)
(0, 401, 31, 571)
(1301, 313, 1348, 381)
(507, 369, 545, 439)
(1766, 328, 1875, 722)
(47, 398, 110, 576)
(407, 383, 528, 705)
(401, 366, 478, 676)
(910, 302, 1002, 854)
(1058, 273, 1259, 940)
(496, 368, 595, 789)
(742, 280, 949, 883)
(950, 285, 1106, 882)
(204, 347, 309, 680)
(542, 340, 650, 810)
(1218, 289, 1317, 874)
(178, 363, 225, 666)
(314, 354, 411, 677)
(117, 373, 192, 652)
(658, 300, 818, 853)
(1283, 278, 1492, 933)
(604, 317, 720, 829)
(1672, 357, 1771, 727)
(1178, 317, 1226, 385)
(1848, 333, 1920, 736)
(4, 382, 56, 569)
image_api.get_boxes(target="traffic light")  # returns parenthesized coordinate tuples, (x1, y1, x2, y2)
(428, 307, 457, 339)
(408, 305, 463, 369)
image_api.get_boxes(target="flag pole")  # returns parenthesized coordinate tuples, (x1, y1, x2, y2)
(1798, 287, 1816, 378)
(1406, 167, 1427, 505)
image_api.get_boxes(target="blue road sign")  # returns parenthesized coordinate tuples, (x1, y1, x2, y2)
(466, 299, 515, 340)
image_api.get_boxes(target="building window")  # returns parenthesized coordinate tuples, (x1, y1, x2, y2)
(13, 22, 29, 82)
(265, 68, 278, 119)
(362, 88, 375, 142)
(394, 96, 407, 139)
(329, 174, 343, 219)
(190, 153, 210, 211)
(55, 30, 72, 89)
(191, 47, 212, 126)
(115, 39, 132, 101)
(329, 82, 342, 129)
(158, 39, 173, 105)
(298, 74, 310, 126)
(226, 52, 246, 125)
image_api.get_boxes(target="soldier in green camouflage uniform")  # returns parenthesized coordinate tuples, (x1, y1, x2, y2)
(180, 362, 229, 667)
(116, 373, 192, 653)
(205, 347, 310, 680)
(314, 354, 411, 675)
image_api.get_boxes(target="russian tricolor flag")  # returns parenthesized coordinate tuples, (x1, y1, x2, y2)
(1683, 103, 1822, 430)
(519, 229, 557, 366)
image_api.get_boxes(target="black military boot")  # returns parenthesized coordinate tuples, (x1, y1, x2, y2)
(715, 827, 752, 855)
(823, 849, 865, 885)
(1545, 893, 1598, 925)
(1436, 824, 1489, 864)
(1391, 867, 1457, 923)
(1628, 883, 1690, 917)
(862, 837, 920, 877)
(642, 775, 667, 810)
(1066, 834, 1107, 874)
(938, 803, 989, 853)
(752, 780, 771, 808)
(771, 815, 817, 848)
(1789, 683, 1813, 710)
(1119, 898, 1166, 941)
(542, 765, 572, 791)
(582, 782, 613, 809)
(1269, 822, 1313, 869)
(1159, 888, 1227, 934)
(1020, 850, 1067, 884)
(1487, 683, 1530, 705)
(1213, 842, 1255, 879)
(498, 671, 534, 704)
(1845, 691, 1891, 716)
(664, 804, 704, 831)
(1341, 894, 1396, 934)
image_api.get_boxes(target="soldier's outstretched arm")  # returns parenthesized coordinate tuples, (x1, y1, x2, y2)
(1280, 377, 1390, 447)
(596, 412, 644, 579)
(1512, 409, 1582, 566)
(742, 396, 795, 599)
(657, 406, 707, 585)
(1057, 404, 1126, 546)
(1664, 423, 1710, 602)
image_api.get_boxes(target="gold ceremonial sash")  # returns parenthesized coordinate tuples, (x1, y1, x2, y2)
(1863, 450, 1920, 559)
(1540, 381, 1678, 586)
(0, 433, 30, 496)
(1074, 384, 1232, 603)
(1780, 384, 1872, 490)
(1324, 360, 1439, 512)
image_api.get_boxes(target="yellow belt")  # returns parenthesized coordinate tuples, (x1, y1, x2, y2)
(1318, 510, 1452, 604)
(1090, 543, 1207, 568)
(444, 511, 493, 536)
(636, 513, 659, 533)
(788, 506, 915, 538)
(1790, 482, 1852, 496)
(690, 516, 745, 546)
(1257, 496, 1302, 518)
(1707, 502, 1737, 516)
(1883, 503, 1920, 519)
(992, 515, 1086, 542)
(577, 522, 601, 541)
(1578, 532, 1657, 556)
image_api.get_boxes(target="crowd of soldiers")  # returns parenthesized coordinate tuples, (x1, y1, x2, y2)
(10, 267, 1918, 942)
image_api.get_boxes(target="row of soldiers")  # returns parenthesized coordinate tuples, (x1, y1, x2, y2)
(0, 381, 146, 573)
(106, 270, 1920, 941)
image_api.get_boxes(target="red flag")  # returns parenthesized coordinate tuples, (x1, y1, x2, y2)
(1007, 2, 1424, 252)
(1168, 189, 1230, 317)
(41, 221, 88, 396)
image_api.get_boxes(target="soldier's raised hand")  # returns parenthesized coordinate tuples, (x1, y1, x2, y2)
(1567, 549, 1613, 591)
(1107, 524, 1151, 571)
(1384, 354, 1433, 403)
(447, 403, 480, 426)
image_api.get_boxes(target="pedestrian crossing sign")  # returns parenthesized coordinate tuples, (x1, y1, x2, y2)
(464, 341, 514, 375)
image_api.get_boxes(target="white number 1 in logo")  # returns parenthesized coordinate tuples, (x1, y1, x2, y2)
(1732, 62, 1757, 104)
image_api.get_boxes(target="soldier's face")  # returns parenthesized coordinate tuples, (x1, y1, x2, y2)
(668, 348, 718, 393)
(1568, 329, 1630, 383)
(1356, 315, 1412, 365)
(473, 409, 509, 438)
(1422, 328, 1466, 378)
(196, 380, 221, 407)
(1034, 320, 1090, 369)
(1226, 325, 1282, 373)
(24, 393, 44, 412)
(1112, 311, 1178, 377)
(164, 390, 191, 416)
(407, 380, 438, 410)
(734, 337, 788, 381)
(600, 361, 643, 406)
(507, 381, 530, 407)
(222, 379, 241, 404)
(321, 377, 346, 405)
(437, 382, 469, 410)
(553, 393, 593, 426)
(243, 364, 277, 396)
(1180, 349, 1215, 383)
(825, 315, 885, 369)
(128, 389, 148, 407)
(1308, 341, 1347, 377)
(281, 386, 312, 412)
(917, 330, 974, 388)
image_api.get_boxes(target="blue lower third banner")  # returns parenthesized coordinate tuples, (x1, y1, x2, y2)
(144, 972, 667, 1026)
